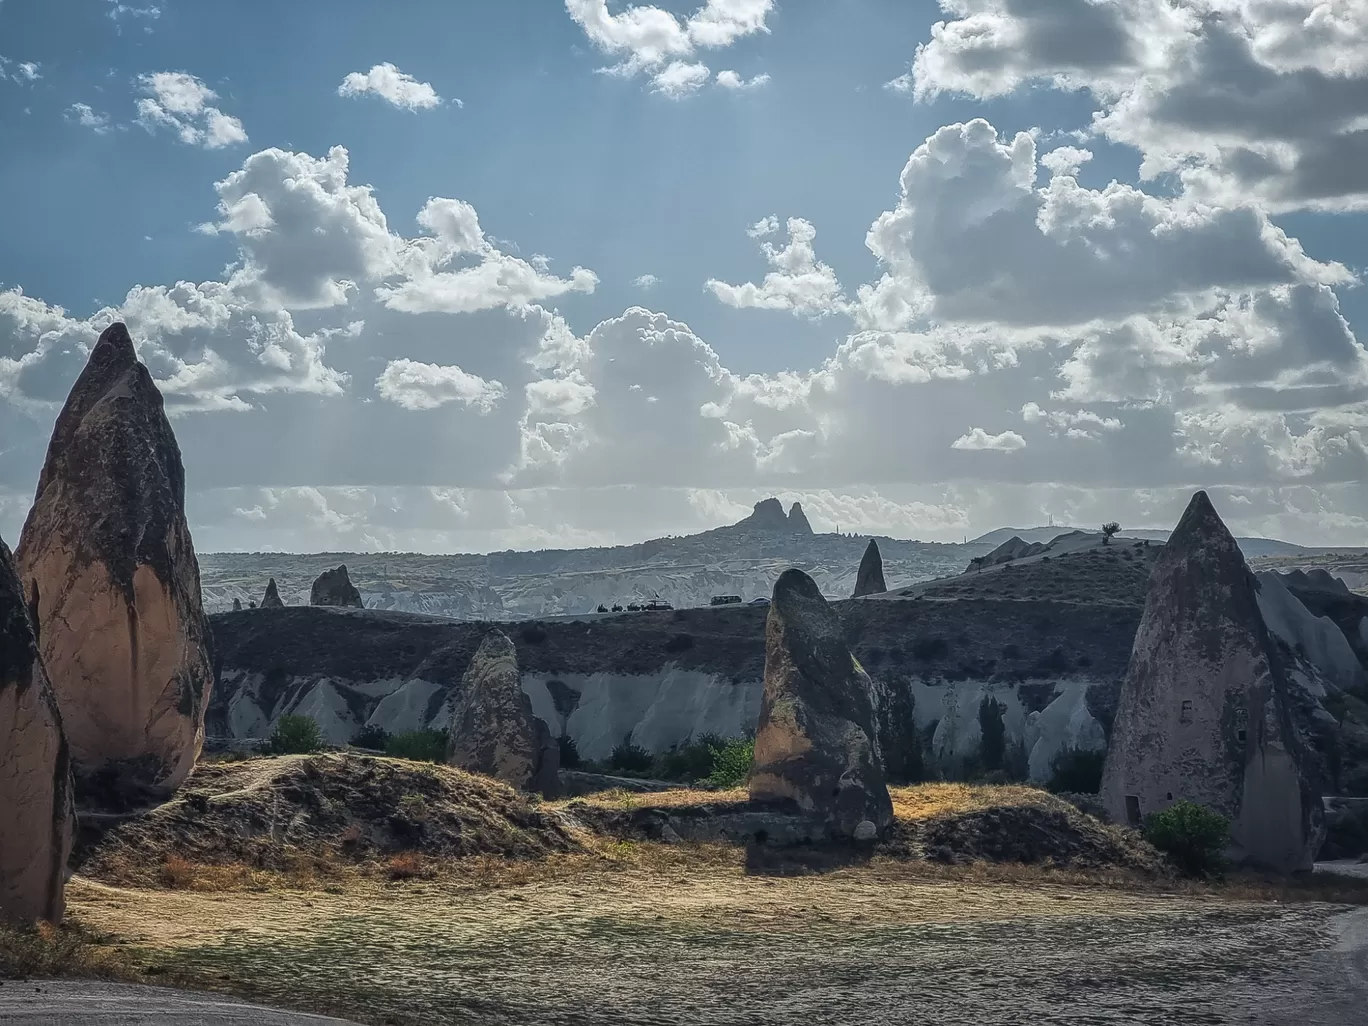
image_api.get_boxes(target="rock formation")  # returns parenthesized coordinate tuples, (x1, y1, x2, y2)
(853, 539, 887, 597)
(750, 569, 893, 840)
(736, 498, 791, 532)
(1101, 491, 1327, 873)
(232, 598, 242, 611)
(447, 630, 559, 797)
(310, 565, 363, 608)
(787, 502, 813, 535)
(259, 578, 284, 608)
(0, 536, 74, 924)
(16, 322, 214, 805)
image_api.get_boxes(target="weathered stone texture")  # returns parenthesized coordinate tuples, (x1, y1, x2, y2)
(447, 630, 559, 796)
(16, 322, 213, 804)
(1101, 490, 1326, 872)
(0, 536, 74, 923)
(853, 539, 887, 597)
(750, 569, 893, 840)
(310, 565, 363, 608)
(259, 578, 284, 609)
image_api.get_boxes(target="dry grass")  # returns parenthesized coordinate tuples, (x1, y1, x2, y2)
(888, 782, 1054, 821)
(0, 919, 136, 982)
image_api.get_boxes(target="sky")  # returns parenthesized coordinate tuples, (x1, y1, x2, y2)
(1, 0, 1367, 552)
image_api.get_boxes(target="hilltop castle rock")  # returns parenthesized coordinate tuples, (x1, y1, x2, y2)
(0, 536, 74, 924)
(750, 569, 893, 840)
(854, 539, 887, 597)
(310, 565, 363, 608)
(787, 502, 813, 535)
(259, 578, 284, 608)
(1101, 491, 1328, 873)
(16, 323, 213, 806)
(733, 498, 814, 535)
(448, 630, 559, 797)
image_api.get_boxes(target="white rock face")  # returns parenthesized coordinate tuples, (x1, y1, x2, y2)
(1257, 571, 1364, 691)
(522, 667, 763, 761)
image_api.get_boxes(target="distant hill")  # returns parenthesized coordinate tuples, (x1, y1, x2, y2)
(968, 526, 1312, 559)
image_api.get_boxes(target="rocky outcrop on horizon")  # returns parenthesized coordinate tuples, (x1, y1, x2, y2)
(0, 536, 74, 924)
(730, 498, 814, 536)
(16, 322, 213, 806)
(447, 630, 559, 797)
(787, 502, 813, 535)
(750, 569, 893, 841)
(853, 539, 887, 597)
(1101, 491, 1328, 873)
(310, 565, 363, 608)
(259, 578, 284, 608)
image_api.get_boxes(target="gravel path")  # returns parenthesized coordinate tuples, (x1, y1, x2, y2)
(0, 980, 360, 1025)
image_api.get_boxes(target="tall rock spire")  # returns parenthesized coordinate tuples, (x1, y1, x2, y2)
(16, 322, 214, 806)
(1100, 490, 1328, 872)
(853, 538, 887, 597)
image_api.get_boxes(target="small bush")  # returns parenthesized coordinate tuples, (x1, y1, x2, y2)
(1046, 746, 1106, 794)
(978, 696, 1006, 773)
(664, 632, 695, 654)
(703, 737, 754, 789)
(349, 724, 390, 750)
(266, 715, 325, 755)
(384, 729, 447, 763)
(385, 852, 432, 881)
(655, 733, 723, 782)
(520, 625, 548, 645)
(1144, 800, 1230, 878)
(558, 734, 582, 769)
(608, 736, 654, 775)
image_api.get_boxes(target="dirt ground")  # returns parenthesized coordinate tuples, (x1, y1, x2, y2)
(62, 860, 1368, 1026)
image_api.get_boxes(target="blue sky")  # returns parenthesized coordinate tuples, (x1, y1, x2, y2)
(2, 1, 1367, 551)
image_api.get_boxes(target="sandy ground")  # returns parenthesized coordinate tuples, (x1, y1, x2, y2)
(50, 866, 1368, 1026)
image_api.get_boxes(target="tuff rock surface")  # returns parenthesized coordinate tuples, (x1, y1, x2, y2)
(787, 502, 813, 535)
(16, 322, 213, 805)
(232, 599, 242, 612)
(0, 536, 74, 924)
(853, 539, 887, 597)
(1101, 491, 1327, 873)
(259, 578, 284, 609)
(310, 565, 363, 608)
(750, 568, 893, 840)
(447, 630, 559, 797)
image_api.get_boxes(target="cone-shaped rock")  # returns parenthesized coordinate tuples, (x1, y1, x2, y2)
(232, 598, 242, 611)
(0, 536, 74, 924)
(447, 630, 558, 797)
(310, 565, 362, 608)
(16, 323, 213, 805)
(259, 578, 284, 608)
(750, 569, 893, 839)
(1101, 490, 1327, 872)
(853, 539, 887, 597)
(787, 501, 813, 535)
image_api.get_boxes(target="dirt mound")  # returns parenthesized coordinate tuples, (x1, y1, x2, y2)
(79, 753, 580, 885)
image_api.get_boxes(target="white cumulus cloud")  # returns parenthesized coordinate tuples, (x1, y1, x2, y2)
(338, 63, 447, 111)
(135, 71, 247, 150)
(951, 427, 1027, 451)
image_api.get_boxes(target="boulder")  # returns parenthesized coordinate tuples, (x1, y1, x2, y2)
(16, 322, 213, 806)
(447, 630, 559, 797)
(0, 536, 74, 924)
(787, 501, 813, 535)
(259, 578, 284, 608)
(853, 539, 887, 597)
(750, 569, 893, 840)
(1101, 491, 1328, 873)
(310, 565, 363, 608)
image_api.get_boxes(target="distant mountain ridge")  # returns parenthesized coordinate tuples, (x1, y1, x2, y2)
(969, 525, 1317, 558)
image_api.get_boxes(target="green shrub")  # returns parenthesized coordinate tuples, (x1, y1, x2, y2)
(1047, 746, 1106, 794)
(558, 734, 581, 769)
(384, 729, 448, 763)
(703, 736, 754, 789)
(978, 696, 1006, 773)
(608, 736, 654, 775)
(1143, 800, 1230, 877)
(349, 724, 390, 751)
(266, 715, 325, 755)
(655, 733, 724, 782)
(520, 626, 548, 645)
(664, 632, 695, 654)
